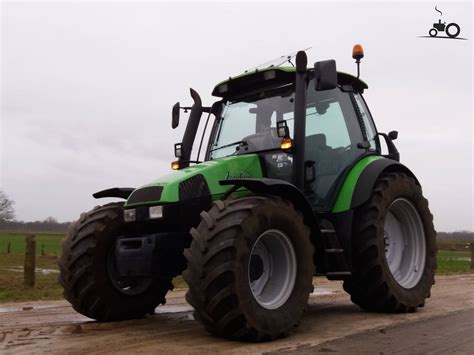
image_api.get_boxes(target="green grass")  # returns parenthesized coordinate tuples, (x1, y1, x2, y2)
(436, 250, 472, 274)
(0, 231, 64, 255)
(0, 232, 471, 303)
(0, 253, 63, 302)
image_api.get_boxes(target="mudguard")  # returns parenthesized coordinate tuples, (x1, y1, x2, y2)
(350, 158, 420, 209)
(92, 187, 135, 199)
(220, 178, 319, 231)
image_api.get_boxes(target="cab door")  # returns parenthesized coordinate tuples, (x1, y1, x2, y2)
(304, 87, 370, 211)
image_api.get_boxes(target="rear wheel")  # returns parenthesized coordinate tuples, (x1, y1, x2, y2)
(58, 203, 173, 321)
(343, 172, 436, 312)
(183, 196, 314, 341)
(446, 23, 460, 38)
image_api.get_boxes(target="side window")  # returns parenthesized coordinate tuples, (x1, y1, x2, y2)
(306, 103, 351, 148)
(353, 93, 378, 151)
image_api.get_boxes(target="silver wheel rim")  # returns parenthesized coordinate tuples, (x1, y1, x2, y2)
(384, 198, 426, 289)
(248, 229, 297, 310)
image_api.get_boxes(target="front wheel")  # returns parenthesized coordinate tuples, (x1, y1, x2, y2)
(429, 28, 438, 37)
(58, 203, 173, 321)
(343, 172, 436, 312)
(183, 196, 314, 341)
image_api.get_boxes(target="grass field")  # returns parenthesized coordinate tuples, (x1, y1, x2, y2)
(0, 231, 63, 255)
(0, 232, 471, 303)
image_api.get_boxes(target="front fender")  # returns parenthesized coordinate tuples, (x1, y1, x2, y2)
(93, 187, 135, 199)
(220, 178, 319, 232)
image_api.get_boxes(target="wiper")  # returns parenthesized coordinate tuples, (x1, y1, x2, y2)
(210, 140, 248, 152)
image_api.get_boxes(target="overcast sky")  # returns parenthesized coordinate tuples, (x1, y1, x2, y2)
(1, 1, 472, 231)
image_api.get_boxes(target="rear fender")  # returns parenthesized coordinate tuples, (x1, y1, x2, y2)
(350, 159, 420, 209)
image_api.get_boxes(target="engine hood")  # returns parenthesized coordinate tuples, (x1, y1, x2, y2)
(124, 154, 263, 207)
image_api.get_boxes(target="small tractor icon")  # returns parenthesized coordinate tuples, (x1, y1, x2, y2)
(429, 19, 460, 38)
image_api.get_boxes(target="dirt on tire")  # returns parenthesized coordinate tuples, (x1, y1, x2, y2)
(58, 202, 173, 321)
(183, 196, 314, 341)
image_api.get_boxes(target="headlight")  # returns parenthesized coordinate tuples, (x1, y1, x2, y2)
(149, 205, 163, 219)
(124, 209, 136, 222)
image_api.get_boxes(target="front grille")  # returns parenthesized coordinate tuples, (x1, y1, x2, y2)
(179, 174, 210, 200)
(127, 186, 163, 205)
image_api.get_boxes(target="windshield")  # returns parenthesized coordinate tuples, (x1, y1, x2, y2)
(210, 87, 295, 159)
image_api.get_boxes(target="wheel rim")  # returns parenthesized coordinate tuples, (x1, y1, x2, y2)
(107, 246, 152, 296)
(248, 229, 297, 309)
(384, 198, 426, 289)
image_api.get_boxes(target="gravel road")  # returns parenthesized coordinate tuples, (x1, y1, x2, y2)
(1, 274, 472, 354)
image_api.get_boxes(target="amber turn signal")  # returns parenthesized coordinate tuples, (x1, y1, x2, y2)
(352, 44, 364, 60)
(281, 138, 292, 150)
(171, 161, 180, 170)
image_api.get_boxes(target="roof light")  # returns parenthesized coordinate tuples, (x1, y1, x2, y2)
(281, 138, 292, 150)
(352, 44, 364, 60)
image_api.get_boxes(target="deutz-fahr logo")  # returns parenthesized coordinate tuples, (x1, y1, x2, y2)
(225, 172, 251, 180)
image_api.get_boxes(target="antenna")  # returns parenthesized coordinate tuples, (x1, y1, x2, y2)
(245, 48, 312, 73)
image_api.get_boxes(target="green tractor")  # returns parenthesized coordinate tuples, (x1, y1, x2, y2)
(59, 45, 436, 341)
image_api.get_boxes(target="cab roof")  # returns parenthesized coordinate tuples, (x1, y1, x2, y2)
(211, 66, 368, 98)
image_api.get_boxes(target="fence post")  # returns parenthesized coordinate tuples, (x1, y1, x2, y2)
(24, 234, 36, 288)
(470, 243, 474, 270)
(7, 241, 11, 254)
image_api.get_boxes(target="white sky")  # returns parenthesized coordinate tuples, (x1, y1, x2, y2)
(1, 1, 472, 231)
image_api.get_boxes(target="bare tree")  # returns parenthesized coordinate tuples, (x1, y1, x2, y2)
(0, 189, 15, 222)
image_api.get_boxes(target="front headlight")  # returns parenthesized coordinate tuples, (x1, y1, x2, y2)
(124, 209, 136, 222)
(149, 205, 163, 219)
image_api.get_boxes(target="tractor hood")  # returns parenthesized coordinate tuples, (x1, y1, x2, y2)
(124, 154, 263, 208)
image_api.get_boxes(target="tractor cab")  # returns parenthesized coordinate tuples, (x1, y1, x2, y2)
(171, 47, 390, 213)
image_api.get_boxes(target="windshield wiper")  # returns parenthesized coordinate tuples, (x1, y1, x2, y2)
(210, 140, 248, 152)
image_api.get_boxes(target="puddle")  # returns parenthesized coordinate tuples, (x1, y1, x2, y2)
(312, 287, 334, 296)
(155, 304, 193, 314)
(0, 304, 63, 313)
(3, 266, 59, 274)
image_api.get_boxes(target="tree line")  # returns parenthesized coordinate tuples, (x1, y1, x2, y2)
(0, 189, 472, 238)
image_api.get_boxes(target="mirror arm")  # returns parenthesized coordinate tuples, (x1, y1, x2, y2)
(377, 132, 400, 162)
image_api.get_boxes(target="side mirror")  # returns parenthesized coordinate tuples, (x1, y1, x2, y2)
(314, 59, 337, 91)
(276, 120, 290, 138)
(172, 102, 180, 129)
(388, 130, 398, 140)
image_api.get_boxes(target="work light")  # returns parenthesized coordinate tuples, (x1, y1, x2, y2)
(149, 206, 163, 219)
(124, 209, 136, 222)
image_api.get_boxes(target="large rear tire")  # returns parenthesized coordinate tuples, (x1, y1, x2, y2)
(343, 172, 436, 312)
(183, 196, 314, 341)
(58, 202, 173, 321)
